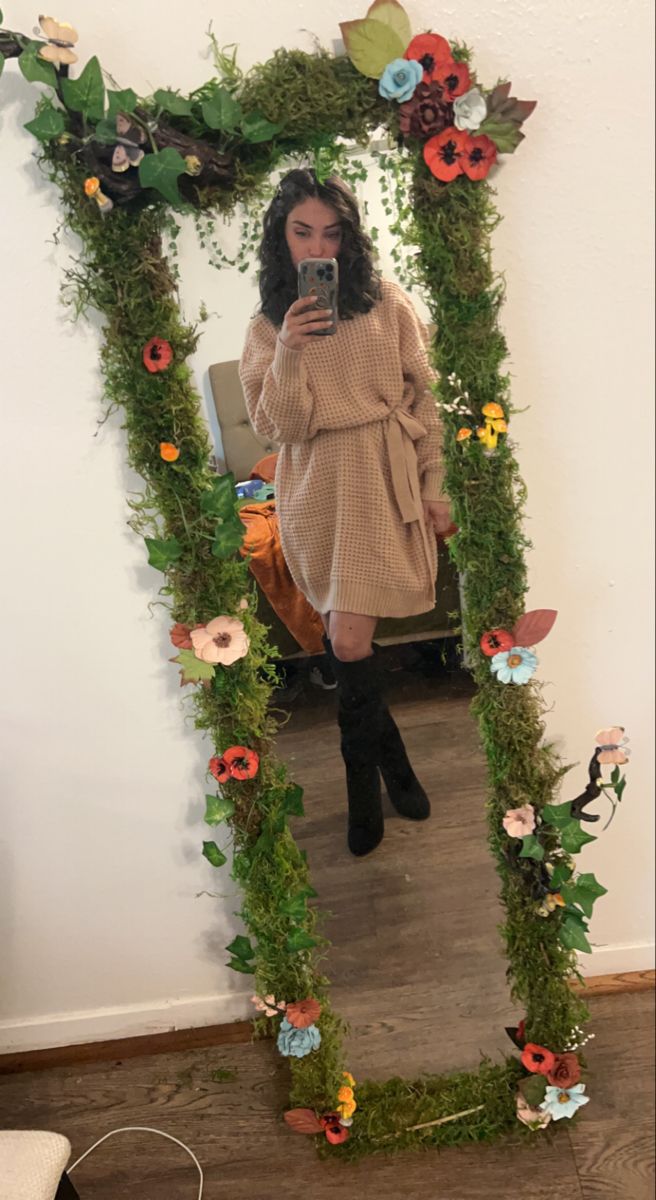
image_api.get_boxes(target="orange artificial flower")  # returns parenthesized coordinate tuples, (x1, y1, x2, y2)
(521, 1043, 556, 1076)
(285, 998, 322, 1029)
(143, 337, 173, 373)
(209, 756, 231, 784)
(460, 133, 498, 182)
(424, 127, 469, 182)
(404, 33, 454, 83)
(159, 442, 180, 462)
(433, 58, 471, 101)
(222, 746, 260, 781)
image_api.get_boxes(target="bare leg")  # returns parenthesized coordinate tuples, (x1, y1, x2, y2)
(329, 611, 378, 662)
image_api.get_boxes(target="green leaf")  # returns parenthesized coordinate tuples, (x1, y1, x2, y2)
(282, 785, 305, 818)
(476, 118, 525, 153)
(61, 55, 105, 121)
(241, 112, 284, 143)
(138, 147, 188, 207)
(202, 841, 227, 868)
(227, 957, 255, 974)
(542, 802, 573, 828)
(253, 827, 274, 858)
(18, 43, 58, 88)
(366, 0, 412, 45)
(154, 88, 193, 116)
(518, 834, 544, 861)
(280, 894, 308, 922)
(170, 649, 215, 686)
(560, 913, 593, 954)
(201, 473, 238, 520)
(204, 794, 235, 826)
(610, 765, 620, 784)
(225, 935, 255, 960)
(560, 872, 608, 919)
(0, 55, 3, 80)
(286, 928, 318, 953)
(24, 103, 65, 142)
(519, 1073, 547, 1107)
(201, 88, 242, 131)
(615, 776, 627, 801)
(340, 16, 405, 79)
(107, 88, 137, 117)
(93, 117, 118, 144)
(145, 535, 182, 571)
(549, 862, 574, 890)
(211, 520, 246, 559)
(560, 821, 598, 855)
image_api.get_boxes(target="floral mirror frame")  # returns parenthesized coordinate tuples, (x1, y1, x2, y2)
(0, 0, 631, 1159)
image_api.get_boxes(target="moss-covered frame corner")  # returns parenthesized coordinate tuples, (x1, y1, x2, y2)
(1, 7, 621, 1161)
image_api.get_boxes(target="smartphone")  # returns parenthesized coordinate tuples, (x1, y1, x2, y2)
(297, 257, 339, 336)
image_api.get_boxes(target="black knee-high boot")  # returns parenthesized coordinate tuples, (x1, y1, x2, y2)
(323, 640, 385, 856)
(323, 635, 430, 822)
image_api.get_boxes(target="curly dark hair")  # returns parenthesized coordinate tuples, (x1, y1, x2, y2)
(254, 167, 383, 327)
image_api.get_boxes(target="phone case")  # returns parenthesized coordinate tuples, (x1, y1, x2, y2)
(298, 257, 339, 336)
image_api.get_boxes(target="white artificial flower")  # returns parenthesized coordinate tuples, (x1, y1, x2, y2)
(453, 87, 488, 132)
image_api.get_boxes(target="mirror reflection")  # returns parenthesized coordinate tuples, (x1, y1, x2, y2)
(208, 160, 516, 1078)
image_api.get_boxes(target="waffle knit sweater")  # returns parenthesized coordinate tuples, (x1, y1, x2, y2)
(237, 277, 447, 618)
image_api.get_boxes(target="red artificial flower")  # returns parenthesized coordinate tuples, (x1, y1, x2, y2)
(433, 58, 471, 101)
(404, 32, 454, 83)
(222, 745, 260, 780)
(143, 337, 173, 373)
(320, 1112, 342, 1129)
(480, 629, 514, 657)
(460, 133, 498, 182)
(324, 1120, 350, 1145)
(516, 1018, 526, 1044)
(170, 622, 193, 650)
(423, 127, 469, 182)
(521, 1043, 556, 1076)
(547, 1052, 581, 1088)
(209, 755, 230, 784)
(285, 998, 322, 1029)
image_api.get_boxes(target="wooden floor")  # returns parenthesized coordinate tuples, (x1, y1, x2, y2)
(1, 647, 653, 1197)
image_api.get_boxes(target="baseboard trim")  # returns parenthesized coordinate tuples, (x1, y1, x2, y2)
(0, 969, 652, 1077)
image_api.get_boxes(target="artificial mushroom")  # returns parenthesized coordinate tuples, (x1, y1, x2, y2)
(476, 402, 508, 451)
(456, 427, 473, 443)
(83, 176, 113, 215)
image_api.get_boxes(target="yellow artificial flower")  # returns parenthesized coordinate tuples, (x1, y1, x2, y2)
(337, 1085, 354, 1104)
(337, 1100, 357, 1119)
(342, 1071, 356, 1088)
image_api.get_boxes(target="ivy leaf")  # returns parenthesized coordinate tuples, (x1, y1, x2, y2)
(519, 1073, 547, 1107)
(61, 55, 105, 121)
(560, 912, 593, 954)
(519, 834, 544, 861)
(338, 16, 405, 79)
(542, 802, 573, 828)
(560, 821, 598, 855)
(610, 765, 620, 785)
(227, 957, 255, 974)
(286, 929, 318, 953)
(170, 648, 215, 687)
(138, 147, 188, 207)
(615, 776, 627, 801)
(211, 521, 246, 559)
(154, 88, 193, 117)
(282, 785, 305, 818)
(144, 535, 182, 571)
(241, 112, 284, 143)
(204, 794, 235, 826)
(225, 935, 255, 960)
(560, 872, 608, 919)
(549, 862, 574, 890)
(107, 87, 137, 117)
(476, 118, 525, 153)
(93, 117, 119, 144)
(202, 841, 227, 868)
(201, 87, 242, 132)
(18, 43, 58, 88)
(24, 103, 66, 142)
(201, 473, 238, 520)
(280, 894, 308, 922)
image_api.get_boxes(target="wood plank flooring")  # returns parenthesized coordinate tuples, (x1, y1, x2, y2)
(1, 648, 653, 1197)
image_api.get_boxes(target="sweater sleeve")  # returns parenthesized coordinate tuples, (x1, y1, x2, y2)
(396, 290, 448, 503)
(238, 316, 317, 443)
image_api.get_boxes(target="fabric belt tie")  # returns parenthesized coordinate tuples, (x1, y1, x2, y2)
(384, 406, 435, 574)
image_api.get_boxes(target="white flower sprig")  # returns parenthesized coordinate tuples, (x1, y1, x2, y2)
(563, 1023, 596, 1052)
(437, 372, 474, 417)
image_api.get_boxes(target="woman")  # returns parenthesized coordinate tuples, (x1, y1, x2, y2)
(238, 168, 453, 857)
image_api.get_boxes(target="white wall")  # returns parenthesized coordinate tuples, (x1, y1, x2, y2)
(0, 0, 653, 1052)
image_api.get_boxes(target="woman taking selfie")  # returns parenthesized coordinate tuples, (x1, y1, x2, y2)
(238, 167, 453, 858)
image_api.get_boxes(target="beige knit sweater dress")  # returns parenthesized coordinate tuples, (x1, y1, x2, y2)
(237, 277, 447, 618)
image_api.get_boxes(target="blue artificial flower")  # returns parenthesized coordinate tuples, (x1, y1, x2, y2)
(378, 58, 423, 103)
(490, 646, 538, 685)
(276, 1018, 321, 1059)
(539, 1083, 590, 1121)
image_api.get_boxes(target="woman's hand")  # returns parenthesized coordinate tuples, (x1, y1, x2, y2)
(422, 499, 455, 536)
(279, 295, 333, 351)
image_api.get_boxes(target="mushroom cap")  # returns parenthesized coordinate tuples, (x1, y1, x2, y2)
(491, 418, 508, 433)
(456, 427, 473, 442)
(482, 402, 505, 420)
(84, 176, 100, 197)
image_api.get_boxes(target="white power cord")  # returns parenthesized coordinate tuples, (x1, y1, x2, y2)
(67, 1126, 203, 1198)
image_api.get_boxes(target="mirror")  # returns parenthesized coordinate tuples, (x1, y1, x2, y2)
(204, 150, 518, 1080)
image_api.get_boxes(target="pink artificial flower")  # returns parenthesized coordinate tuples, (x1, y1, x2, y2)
(190, 616, 250, 665)
(251, 994, 285, 1017)
(595, 726, 630, 764)
(516, 1092, 552, 1129)
(502, 804, 536, 838)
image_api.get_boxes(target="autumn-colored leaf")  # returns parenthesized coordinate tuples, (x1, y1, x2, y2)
(283, 1108, 324, 1135)
(170, 649, 215, 686)
(512, 609, 558, 647)
(170, 622, 193, 649)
